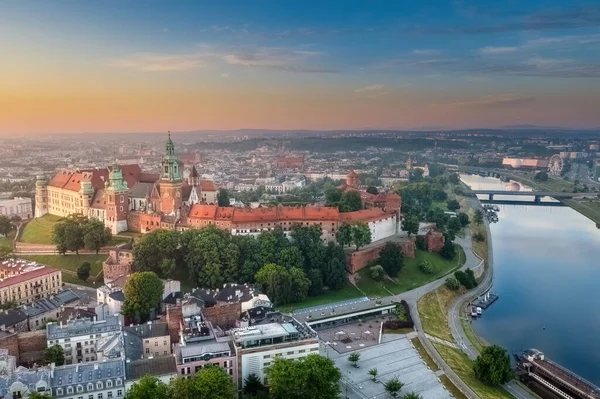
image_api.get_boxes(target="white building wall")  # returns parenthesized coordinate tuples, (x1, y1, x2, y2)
(368, 215, 397, 242)
(0, 197, 33, 219)
(240, 341, 320, 384)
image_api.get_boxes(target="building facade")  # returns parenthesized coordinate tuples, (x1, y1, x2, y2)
(123, 323, 171, 359)
(0, 197, 33, 220)
(49, 358, 126, 399)
(46, 315, 122, 365)
(0, 263, 62, 306)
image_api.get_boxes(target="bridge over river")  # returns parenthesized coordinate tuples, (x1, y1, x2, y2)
(470, 189, 584, 202)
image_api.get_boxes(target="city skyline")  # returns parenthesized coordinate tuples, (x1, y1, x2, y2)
(1, 0, 600, 135)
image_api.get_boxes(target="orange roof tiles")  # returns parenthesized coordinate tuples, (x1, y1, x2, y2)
(215, 207, 233, 221)
(232, 207, 279, 223)
(200, 180, 217, 192)
(304, 206, 339, 220)
(48, 170, 74, 189)
(47, 165, 142, 193)
(189, 204, 218, 219)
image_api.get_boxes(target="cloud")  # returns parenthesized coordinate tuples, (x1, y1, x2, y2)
(354, 84, 384, 93)
(221, 73, 230, 78)
(447, 94, 536, 107)
(479, 46, 517, 55)
(412, 49, 441, 55)
(222, 48, 337, 73)
(412, 5, 600, 35)
(107, 53, 205, 71)
(109, 46, 335, 73)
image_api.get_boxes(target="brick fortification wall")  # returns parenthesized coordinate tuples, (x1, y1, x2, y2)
(424, 231, 445, 253)
(18, 330, 47, 365)
(166, 303, 183, 345)
(346, 239, 416, 274)
(0, 332, 19, 361)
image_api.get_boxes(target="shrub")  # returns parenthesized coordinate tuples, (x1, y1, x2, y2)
(473, 232, 486, 242)
(445, 277, 460, 291)
(418, 260, 435, 274)
(370, 265, 384, 281)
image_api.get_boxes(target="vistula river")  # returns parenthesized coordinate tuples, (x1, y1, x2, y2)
(460, 174, 600, 386)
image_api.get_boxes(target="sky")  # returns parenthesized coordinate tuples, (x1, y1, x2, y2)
(1, 0, 600, 134)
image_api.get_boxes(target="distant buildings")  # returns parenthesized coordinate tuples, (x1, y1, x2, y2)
(0, 197, 33, 219)
(502, 157, 549, 169)
(0, 260, 62, 306)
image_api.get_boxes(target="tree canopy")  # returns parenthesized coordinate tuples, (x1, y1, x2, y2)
(217, 188, 231, 206)
(255, 264, 310, 305)
(402, 214, 419, 236)
(52, 215, 111, 255)
(0, 216, 13, 237)
(83, 218, 112, 254)
(122, 272, 164, 323)
(126, 375, 171, 399)
(473, 345, 513, 386)
(44, 344, 65, 366)
(266, 354, 341, 399)
(338, 191, 362, 212)
(77, 262, 91, 282)
(378, 242, 405, 277)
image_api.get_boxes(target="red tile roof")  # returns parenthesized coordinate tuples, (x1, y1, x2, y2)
(189, 204, 218, 219)
(232, 207, 279, 223)
(0, 267, 60, 289)
(47, 165, 142, 193)
(200, 180, 217, 192)
(339, 208, 393, 223)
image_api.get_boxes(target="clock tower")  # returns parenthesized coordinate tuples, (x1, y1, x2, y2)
(160, 133, 183, 215)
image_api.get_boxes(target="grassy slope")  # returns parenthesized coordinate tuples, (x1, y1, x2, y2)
(277, 281, 363, 313)
(433, 343, 513, 399)
(418, 285, 460, 342)
(356, 247, 465, 297)
(21, 254, 106, 276)
(20, 214, 63, 244)
(0, 231, 16, 248)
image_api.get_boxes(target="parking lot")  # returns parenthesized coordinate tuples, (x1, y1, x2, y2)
(325, 336, 452, 399)
(319, 320, 382, 354)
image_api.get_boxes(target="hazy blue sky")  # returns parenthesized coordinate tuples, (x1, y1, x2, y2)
(1, 0, 599, 133)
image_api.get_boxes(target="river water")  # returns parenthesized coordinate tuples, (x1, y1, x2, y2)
(461, 174, 600, 385)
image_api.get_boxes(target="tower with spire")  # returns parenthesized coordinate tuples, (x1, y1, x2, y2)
(104, 160, 129, 234)
(159, 132, 184, 215)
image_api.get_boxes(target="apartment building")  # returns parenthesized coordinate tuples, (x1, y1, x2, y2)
(0, 263, 62, 306)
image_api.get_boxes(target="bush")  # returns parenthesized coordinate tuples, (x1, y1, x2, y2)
(418, 260, 435, 274)
(454, 269, 477, 289)
(473, 232, 486, 242)
(445, 277, 460, 291)
(370, 265, 384, 281)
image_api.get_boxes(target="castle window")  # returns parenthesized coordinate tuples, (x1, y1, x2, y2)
(120, 195, 124, 203)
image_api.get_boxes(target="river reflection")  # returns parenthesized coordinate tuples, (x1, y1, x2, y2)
(461, 174, 600, 385)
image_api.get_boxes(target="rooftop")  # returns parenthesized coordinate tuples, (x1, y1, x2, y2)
(231, 317, 316, 348)
(176, 341, 232, 363)
(47, 314, 121, 340)
(0, 264, 60, 289)
(50, 358, 125, 388)
(126, 357, 177, 380)
(124, 322, 169, 339)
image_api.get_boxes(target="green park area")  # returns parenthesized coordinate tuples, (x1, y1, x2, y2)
(433, 343, 513, 399)
(418, 285, 459, 343)
(20, 214, 63, 244)
(0, 231, 16, 248)
(355, 246, 465, 298)
(20, 254, 106, 286)
(277, 281, 363, 313)
(20, 214, 129, 246)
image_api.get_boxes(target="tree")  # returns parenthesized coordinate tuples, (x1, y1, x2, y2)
(534, 171, 549, 182)
(457, 212, 470, 227)
(447, 199, 460, 212)
(217, 188, 230, 207)
(307, 268, 324, 296)
(255, 264, 310, 305)
(440, 235, 456, 260)
(447, 217, 462, 240)
(448, 173, 460, 185)
(44, 344, 65, 366)
(122, 272, 164, 323)
(324, 184, 342, 205)
(0, 215, 12, 237)
(370, 265, 384, 281)
(278, 246, 304, 270)
(473, 345, 513, 386)
(185, 366, 237, 399)
(27, 394, 53, 399)
(409, 168, 424, 182)
(83, 218, 112, 254)
(473, 232, 486, 242)
(77, 262, 91, 282)
(348, 352, 360, 368)
(366, 186, 378, 195)
(339, 191, 362, 212)
(0, 245, 12, 261)
(267, 354, 341, 399)
(243, 374, 268, 397)
(418, 260, 435, 274)
(454, 269, 476, 289)
(133, 229, 181, 273)
(402, 214, 419, 236)
(384, 377, 404, 397)
(160, 258, 176, 279)
(351, 222, 372, 250)
(125, 375, 171, 399)
(368, 368, 378, 382)
(335, 224, 353, 247)
(445, 277, 460, 291)
(402, 392, 423, 399)
(378, 242, 404, 277)
(432, 188, 447, 202)
(52, 218, 85, 254)
(473, 209, 484, 225)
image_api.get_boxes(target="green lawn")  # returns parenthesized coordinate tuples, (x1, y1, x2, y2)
(21, 254, 106, 276)
(0, 231, 16, 248)
(356, 247, 465, 297)
(433, 343, 513, 399)
(109, 236, 131, 246)
(20, 214, 63, 244)
(418, 285, 459, 343)
(432, 201, 449, 211)
(278, 281, 364, 313)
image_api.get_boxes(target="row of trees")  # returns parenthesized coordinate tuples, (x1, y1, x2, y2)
(52, 215, 112, 254)
(336, 221, 372, 250)
(132, 225, 348, 305)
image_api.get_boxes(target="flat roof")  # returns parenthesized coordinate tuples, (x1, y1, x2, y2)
(232, 323, 290, 343)
(178, 341, 231, 360)
(293, 297, 397, 323)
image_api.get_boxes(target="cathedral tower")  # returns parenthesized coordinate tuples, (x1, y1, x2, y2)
(159, 133, 183, 215)
(105, 161, 129, 234)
